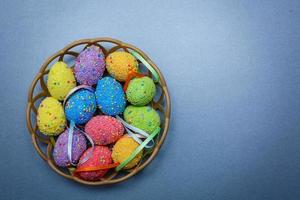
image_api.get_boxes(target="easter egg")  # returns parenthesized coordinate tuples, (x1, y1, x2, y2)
(123, 106, 160, 134)
(47, 61, 76, 101)
(95, 77, 126, 116)
(126, 76, 156, 106)
(106, 52, 138, 82)
(65, 89, 96, 124)
(74, 45, 105, 86)
(85, 115, 124, 145)
(37, 97, 66, 136)
(76, 146, 112, 181)
(112, 135, 143, 169)
(53, 129, 87, 167)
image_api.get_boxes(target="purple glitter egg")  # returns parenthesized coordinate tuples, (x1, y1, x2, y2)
(53, 129, 87, 167)
(74, 45, 105, 86)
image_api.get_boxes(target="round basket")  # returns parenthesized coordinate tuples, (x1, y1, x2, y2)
(26, 37, 171, 185)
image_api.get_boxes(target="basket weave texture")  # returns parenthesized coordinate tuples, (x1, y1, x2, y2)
(26, 38, 171, 185)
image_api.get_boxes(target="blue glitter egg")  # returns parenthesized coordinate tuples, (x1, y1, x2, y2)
(95, 77, 126, 116)
(65, 89, 96, 124)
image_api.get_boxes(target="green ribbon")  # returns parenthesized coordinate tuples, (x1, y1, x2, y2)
(116, 127, 161, 171)
(50, 137, 56, 146)
(130, 50, 160, 83)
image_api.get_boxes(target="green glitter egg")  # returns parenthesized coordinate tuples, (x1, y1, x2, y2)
(126, 77, 156, 106)
(123, 105, 160, 133)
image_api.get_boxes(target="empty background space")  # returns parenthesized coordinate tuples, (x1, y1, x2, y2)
(0, 0, 300, 199)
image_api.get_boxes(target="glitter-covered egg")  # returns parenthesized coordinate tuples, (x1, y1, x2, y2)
(53, 129, 87, 167)
(37, 97, 66, 136)
(95, 77, 126, 116)
(77, 146, 112, 181)
(65, 89, 96, 124)
(126, 76, 156, 106)
(74, 45, 105, 86)
(112, 135, 143, 169)
(85, 115, 124, 145)
(106, 52, 138, 82)
(47, 61, 76, 101)
(123, 105, 160, 134)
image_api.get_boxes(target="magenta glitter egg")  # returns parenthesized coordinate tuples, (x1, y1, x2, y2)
(77, 146, 112, 181)
(85, 115, 124, 145)
(53, 129, 87, 167)
(74, 45, 105, 86)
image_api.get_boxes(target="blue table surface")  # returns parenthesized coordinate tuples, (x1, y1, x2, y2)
(0, 0, 300, 200)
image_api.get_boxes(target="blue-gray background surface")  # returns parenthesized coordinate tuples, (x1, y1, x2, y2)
(0, 0, 300, 199)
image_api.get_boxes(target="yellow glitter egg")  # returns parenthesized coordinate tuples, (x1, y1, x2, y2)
(37, 97, 66, 136)
(47, 61, 76, 101)
(106, 52, 138, 82)
(112, 135, 143, 169)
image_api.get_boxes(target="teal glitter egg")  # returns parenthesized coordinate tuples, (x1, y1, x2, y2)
(95, 77, 126, 116)
(65, 89, 96, 124)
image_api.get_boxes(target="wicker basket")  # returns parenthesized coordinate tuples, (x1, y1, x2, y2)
(26, 38, 171, 185)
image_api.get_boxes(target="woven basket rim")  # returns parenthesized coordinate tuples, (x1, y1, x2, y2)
(26, 37, 171, 185)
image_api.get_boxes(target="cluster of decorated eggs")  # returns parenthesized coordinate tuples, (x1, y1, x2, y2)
(36, 45, 160, 181)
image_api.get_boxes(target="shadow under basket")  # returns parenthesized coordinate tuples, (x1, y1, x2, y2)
(26, 37, 171, 185)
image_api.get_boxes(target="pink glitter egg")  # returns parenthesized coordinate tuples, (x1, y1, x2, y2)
(74, 45, 105, 86)
(76, 146, 112, 181)
(85, 115, 124, 145)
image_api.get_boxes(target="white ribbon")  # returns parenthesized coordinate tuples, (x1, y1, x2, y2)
(67, 121, 95, 166)
(67, 120, 76, 166)
(116, 115, 154, 148)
